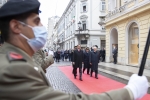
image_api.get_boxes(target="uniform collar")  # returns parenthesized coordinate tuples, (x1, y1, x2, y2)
(1, 42, 34, 66)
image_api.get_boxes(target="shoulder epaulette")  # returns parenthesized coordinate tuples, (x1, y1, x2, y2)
(7, 52, 26, 62)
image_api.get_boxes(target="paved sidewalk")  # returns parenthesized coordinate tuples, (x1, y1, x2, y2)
(46, 67, 81, 94)
(98, 62, 150, 87)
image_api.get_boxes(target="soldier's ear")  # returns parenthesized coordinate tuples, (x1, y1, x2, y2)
(9, 19, 21, 35)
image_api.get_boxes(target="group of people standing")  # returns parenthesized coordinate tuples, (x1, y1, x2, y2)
(53, 49, 72, 62)
(72, 45, 104, 81)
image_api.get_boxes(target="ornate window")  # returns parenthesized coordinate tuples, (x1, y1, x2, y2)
(80, 15, 88, 30)
(80, 2, 88, 13)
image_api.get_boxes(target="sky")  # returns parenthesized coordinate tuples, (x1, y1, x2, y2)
(39, 0, 70, 27)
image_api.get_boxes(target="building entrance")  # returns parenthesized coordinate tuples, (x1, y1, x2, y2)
(128, 22, 139, 65)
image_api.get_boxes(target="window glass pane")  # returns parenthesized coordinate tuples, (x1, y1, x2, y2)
(102, 2, 105, 4)
(83, 6, 86, 12)
(81, 40, 87, 44)
(83, 24, 86, 30)
(101, 1, 106, 11)
(82, 21, 86, 30)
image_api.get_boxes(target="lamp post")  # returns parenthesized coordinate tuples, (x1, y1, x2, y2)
(78, 21, 82, 34)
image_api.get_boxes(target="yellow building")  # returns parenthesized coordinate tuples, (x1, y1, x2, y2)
(104, 0, 150, 69)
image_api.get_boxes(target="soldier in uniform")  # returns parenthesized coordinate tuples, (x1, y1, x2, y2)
(0, 0, 149, 100)
(32, 49, 54, 73)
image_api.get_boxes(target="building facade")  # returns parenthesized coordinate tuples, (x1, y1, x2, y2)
(51, 0, 106, 50)
(45, 16, 60, 50)
(105, 0, 150, 69)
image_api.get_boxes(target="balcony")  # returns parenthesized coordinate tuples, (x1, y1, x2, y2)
(106, 0, 150, 22)
(98, 16, 106, 32)
(99, 17, 105, 25)
(75, 29, 89, 36)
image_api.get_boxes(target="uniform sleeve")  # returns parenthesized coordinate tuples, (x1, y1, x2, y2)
(0, 61, 132, 100)
(33, 50, 54, 73)
(33, 50, 46, 71)
(43, 55, 54, 69)
(31, 87, 132, 100)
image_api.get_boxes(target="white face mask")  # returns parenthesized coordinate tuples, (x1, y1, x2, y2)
(19, 21, 48, 52)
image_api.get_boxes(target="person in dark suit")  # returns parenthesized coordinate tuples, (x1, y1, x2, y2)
(73, 45, 84, 81)
(83, 47, 91, 75)
(71, 46, 77, 74)
(56, 50, 60, 62)
(112, 46, 118, 64)
(99, 49, 103, 61)
(64, 50, 68, 61)
(89, 46, 100, 79)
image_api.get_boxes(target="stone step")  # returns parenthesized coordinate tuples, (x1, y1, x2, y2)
(98, 68, 150, 89)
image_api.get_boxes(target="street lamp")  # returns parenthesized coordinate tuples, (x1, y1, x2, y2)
(78, 21, 82, 34)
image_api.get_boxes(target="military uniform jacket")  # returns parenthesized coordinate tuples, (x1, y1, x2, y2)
(0, 43, 132, 100)
(32, 49, 54, 73)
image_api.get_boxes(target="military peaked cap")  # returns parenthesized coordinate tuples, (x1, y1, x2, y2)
(0, 0, 40, 18)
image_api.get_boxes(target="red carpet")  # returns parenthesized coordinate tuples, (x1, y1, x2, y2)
(59, 66, 150, 100)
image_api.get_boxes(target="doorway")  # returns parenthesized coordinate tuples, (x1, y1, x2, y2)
(110, 28, 118, 62)
(128, 22, 139, 65)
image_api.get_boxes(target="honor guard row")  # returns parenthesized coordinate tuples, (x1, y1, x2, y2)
(0, 0, 149, 100)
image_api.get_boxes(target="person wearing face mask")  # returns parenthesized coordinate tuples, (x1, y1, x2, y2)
(0, 0, 149, 100)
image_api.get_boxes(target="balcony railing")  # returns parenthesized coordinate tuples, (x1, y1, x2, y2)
(75, 29, 89, 35)
(106, 0, 149, 21)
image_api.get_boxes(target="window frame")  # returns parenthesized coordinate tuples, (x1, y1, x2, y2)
(100, 1, 106, 11)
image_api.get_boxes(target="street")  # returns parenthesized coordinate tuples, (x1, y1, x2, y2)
(45, 61, 150, 95)
(46, 61, 81, 93)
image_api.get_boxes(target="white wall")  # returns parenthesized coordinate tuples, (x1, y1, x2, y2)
(56, 0, 106, 50)
(90, 36, 100, 48)
(91, 0, 101, 30)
